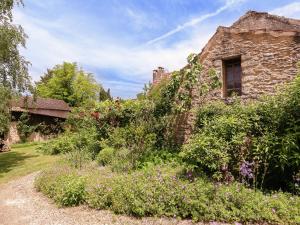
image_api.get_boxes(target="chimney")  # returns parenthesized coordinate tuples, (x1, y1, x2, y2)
(152, 67, 168, 85)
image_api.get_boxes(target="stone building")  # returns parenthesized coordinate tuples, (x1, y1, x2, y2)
(153, 11, 300, 142)
(197, 10, 300, 100)
(5, 97, 71, 144)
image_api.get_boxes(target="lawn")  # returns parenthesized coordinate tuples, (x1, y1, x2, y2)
(0, 142, 61, 184)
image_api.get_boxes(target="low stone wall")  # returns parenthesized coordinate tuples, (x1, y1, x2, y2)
(5, 122, 53, 145)
(5, 122, 20, 145)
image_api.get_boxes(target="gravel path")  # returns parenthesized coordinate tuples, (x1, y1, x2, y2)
(0, 172, 230, 225)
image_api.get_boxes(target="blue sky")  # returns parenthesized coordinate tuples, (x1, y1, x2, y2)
(14, 0, 300, 98)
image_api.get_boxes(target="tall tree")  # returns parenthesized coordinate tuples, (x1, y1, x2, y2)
(36, 62, 110, 107)
(0, 0, 30, 91)
(0, 0, 30, 147)
(99, 87, 112, 102)
(0, 86, 11, 139)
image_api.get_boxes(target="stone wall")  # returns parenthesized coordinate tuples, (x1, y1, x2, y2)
(231, 11, 300, 31)
(197, 28, 300, 100)
(5, 122, 20, 145)
(183, 28, 300, 142)
(5, 122, 53, 145)
(151, 11, 300, 143)
(5, 113, 64, 145)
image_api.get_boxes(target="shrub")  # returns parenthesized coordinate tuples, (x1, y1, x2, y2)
(181, 74, 300, 191)
(180, 133, 229, 177)
(96, 146, 115, 166)
(100, 122, 158, 171)
(38, 127, 100, 158)
(17, 112, 38, 142)
(36, 165, 300, 224)
(35, 168, 86, 206)
(37, 132, 75, 155)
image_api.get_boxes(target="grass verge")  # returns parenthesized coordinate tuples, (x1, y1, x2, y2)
(0, 142, 61, 184)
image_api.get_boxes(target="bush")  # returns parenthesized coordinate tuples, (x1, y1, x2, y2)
(17, 113, 38, 142)
(99, 121, 158, 171)
(180, 133, 229, 177)
(96, 146, 115, 166)
(36, 165, 300, 224)
(37, 132, 75, 155)
(38, 127, 100, 159)
(181, 74, 300, 191)
(35, 167, 85, 206)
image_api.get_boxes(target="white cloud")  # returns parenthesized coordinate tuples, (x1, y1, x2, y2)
(15, 0, 249, 98)
(14, 8, 215, 98)
(270, 2, 300, 18)
(124, 7, 160, 31)
(146, 0, 246, 45)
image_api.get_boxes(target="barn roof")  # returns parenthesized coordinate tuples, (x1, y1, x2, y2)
(11, 97, 71, 119)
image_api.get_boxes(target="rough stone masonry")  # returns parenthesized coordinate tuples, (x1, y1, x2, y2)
(153, 11, 300, 143)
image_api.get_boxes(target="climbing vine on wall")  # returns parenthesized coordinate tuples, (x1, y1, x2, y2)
(17, 112, 37, 142)
(155, 53, 221, 117)
(152, 53, 221, 146)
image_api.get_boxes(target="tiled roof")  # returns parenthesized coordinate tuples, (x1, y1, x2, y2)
(11, 96, 71, 111)
(11, 96, 71, 119)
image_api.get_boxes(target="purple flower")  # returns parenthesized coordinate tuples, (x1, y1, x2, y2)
(240, 161, 254, 179)
(187, 171, 193, 178)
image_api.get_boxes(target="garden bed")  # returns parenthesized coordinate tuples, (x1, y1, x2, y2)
(35, 164, 300, 225)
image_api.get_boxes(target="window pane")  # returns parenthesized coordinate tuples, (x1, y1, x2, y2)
(224, 58, 241, 97)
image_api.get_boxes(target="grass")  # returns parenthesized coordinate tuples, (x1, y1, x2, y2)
(0, 142, 61, 184)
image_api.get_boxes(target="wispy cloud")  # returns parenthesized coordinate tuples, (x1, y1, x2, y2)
(14, 8, 213, 98)
(14, 0, 250, 98)
(270, 2, 300, 18)
(146, 0, 246, 45)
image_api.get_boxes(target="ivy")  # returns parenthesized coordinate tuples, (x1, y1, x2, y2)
(152, 53, 221, 146)
(155, 53, 221, 117)
(16, 112, 37, 142)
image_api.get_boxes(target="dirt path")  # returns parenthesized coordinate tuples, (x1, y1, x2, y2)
(0, 172, 231, 225)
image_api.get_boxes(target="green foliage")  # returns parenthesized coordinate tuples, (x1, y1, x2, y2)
(96, 146, 115, 166)
(181, 134, 229, 176)
(36, 62, 106, 107)
(154, 53, 220, 118)
(0, 0, 23, 22)
(94, 99, 164, 170)
(38, 127, 100, 167)
(99, 87, 112, 102)
(0, 0, 31, 92)
(151, 53, 221, 147)
(181, 73, 300, 191)
(0, 86, 11, 139)
(37, 53, 220, 172)
(147, 77, 169, 102)
(36, 119, 64, 136)
(35, 168, 85, 206)
(16, 112, 37, 142)
(101, 123, 157, 171)
(36, 165, 300, 224)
